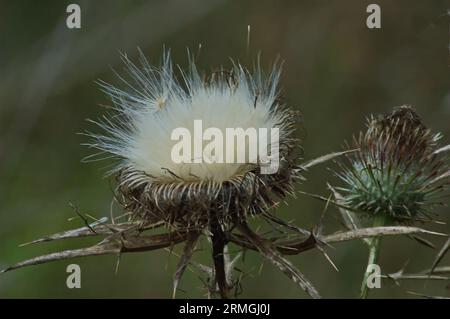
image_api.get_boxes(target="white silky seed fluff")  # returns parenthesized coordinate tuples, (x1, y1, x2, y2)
(87, 51, 292, 185)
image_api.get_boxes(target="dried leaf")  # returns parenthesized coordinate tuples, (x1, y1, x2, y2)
(301, 149, 357, 170)
(237, 222, 321, 299)
(382, 272, 449, 281)
(323, 226, 446, 243)
(228, 226, 446, 257)
(407, 291, 450, 299)
(430, 235, 450, 273)
(408, 235, 436, 249)
(2, 232, 187, 273)
(423, 266, 450, 275)
(2, 243, 120, 273)
(172, 232, 200, 299)
(262, 212, 310, 236)
(19, 221, 164, 246)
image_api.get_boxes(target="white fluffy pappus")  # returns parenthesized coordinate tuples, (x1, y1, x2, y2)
(87, 50, 295, 185)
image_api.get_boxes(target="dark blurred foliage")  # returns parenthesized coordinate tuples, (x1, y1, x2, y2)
(0, 0, 449, 298)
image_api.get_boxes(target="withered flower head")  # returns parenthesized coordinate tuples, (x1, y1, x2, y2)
(88, 51, 300, 230)
(336, 106, 449, 223)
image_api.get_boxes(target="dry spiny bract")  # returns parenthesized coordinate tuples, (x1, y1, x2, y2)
(336, 106, 450, 223)
(84, 51, 322, 298)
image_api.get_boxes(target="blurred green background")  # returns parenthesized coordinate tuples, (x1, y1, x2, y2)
(0, 0, 449, 298)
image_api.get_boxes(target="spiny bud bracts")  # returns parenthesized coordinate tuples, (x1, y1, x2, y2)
(336, 106, 449, 222)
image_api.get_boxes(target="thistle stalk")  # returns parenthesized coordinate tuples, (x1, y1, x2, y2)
(210, 211, 229, 299)
(360, 214, 387, 299)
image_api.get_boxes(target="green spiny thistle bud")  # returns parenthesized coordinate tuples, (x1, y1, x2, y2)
(336, 106, 449, 223)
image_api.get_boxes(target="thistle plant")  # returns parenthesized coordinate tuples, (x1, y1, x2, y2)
(333, 106, 450, 298)
(2, 52, 449, 299)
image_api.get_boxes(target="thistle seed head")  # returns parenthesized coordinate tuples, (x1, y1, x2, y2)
(87, 51, 301, 229)
(336, 106, 449, 223)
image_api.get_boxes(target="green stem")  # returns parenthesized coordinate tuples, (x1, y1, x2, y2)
(360, 214, 387, 299)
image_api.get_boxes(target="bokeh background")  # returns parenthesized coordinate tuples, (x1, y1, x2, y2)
(0, 0, 449, 298)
